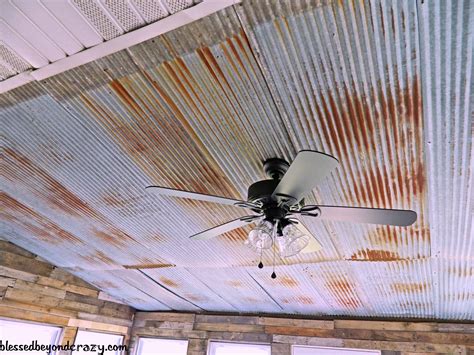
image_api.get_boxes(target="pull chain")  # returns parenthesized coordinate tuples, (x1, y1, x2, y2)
(271, 220, 278, 279)
(258, 247, 263, 269)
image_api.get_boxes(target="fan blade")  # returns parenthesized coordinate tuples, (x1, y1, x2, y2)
(189, 216, 260, 240)
(313, 205, 417, 226)
(296, 221, 323, 253)
(272, 150, 339, 203)
(146, 186, 246, 207)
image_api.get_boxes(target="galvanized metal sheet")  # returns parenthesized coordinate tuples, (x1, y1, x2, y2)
(349, 259, 436, 319)
(246, 264, 335, 315)
(417, 0, 473, 320)
(73, 269, 170, 311)
(186, 267, 282, 313)
(303, 261, 373, 316)
(0, 0, 472, 320)
(142, 268, 238, 312)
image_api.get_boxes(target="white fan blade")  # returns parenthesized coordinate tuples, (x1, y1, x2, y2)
(146, 186, 246, 206)
(296, 221, 322, 253)
(272, 150, 338, 203)
(316, 205, 417, 226)
(190, 216, 260, 240)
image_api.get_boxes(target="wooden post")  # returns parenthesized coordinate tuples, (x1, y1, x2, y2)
(272, 343, 291, 355)
(187, 338, 207, 355)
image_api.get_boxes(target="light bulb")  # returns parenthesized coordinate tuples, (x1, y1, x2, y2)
(246, 220, 273, 250)
(276, 223, 309, 257)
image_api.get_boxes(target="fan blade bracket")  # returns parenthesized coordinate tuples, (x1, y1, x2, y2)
(300, 205, 321, 217)
(291, 205, 321, 217)
(234, 201, 263, 211)
(239, 215, 262, 222)
(274, 193, 298, 205)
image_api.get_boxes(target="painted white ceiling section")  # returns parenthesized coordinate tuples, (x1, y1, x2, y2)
(0, 0, 239, 93)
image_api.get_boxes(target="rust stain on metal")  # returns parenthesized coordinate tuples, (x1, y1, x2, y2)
(392, 282, 429, 293)
(197, 47, 231, 91)
(295, 296, 314, 305)
(314, 74, 430, 256)
(355, 77, 424, 203)
(448, 266, 474, 278)
(220, 228, 248, 243)
(350, 248, 402, 261)
(3, 148, 95, 218)
(159, 277, 179, 288)
(278, 276, 299, 288)
(1, 192, 85, 246)
(325, 277, 361, 309)
(313, 73, 427, 220)
(184, 294, 206, 302)
(243, 297, 258, 303)
(367, 226, 400, 245)
(379, 3, 386, 36)
(280, 296, 313, 305)
(110, 80, 146, 116)
(101, 192, 129, 208)
(3, 148, 139, 248)
(226, 280, 243, 288)
(79, 251, 116, 266)
(91, 227, 128, 248)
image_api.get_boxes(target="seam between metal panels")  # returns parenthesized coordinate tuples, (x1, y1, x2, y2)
(138, 269, 206, 311)
(231, 3, 296, 157)
(181, 267, 241, 312)
(414, 0, 437, 318)
(105, 272, 173, 309)
(246, 271, 285, 311)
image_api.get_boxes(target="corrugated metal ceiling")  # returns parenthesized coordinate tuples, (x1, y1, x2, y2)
(1, 0, 472, 320)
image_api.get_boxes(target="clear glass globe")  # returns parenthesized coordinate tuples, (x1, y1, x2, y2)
(246, 220, 273, 250)
(276, 223, 309, 257)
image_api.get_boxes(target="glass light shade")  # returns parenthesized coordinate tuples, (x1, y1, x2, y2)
(277, 223, 310, 257)
(246, 220, 273, 250)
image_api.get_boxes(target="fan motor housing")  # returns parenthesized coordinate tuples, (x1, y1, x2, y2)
(247, 179, 279, 204)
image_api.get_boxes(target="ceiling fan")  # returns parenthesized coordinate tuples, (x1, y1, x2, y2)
(146, 150, 417, 278)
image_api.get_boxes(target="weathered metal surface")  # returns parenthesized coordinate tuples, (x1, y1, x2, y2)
(0, 0, 472, 320)
(185, 266, 282, 313)
(142, 268, 238, 311)
(417, 0, 473, 320)
(246, 264, 335, 315)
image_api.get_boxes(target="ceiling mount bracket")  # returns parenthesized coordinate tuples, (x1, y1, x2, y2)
(263, 158, 290, 180)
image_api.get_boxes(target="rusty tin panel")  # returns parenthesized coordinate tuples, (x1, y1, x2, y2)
(237, 0, 430, 263)
(73, 269, 170, 311)
(186, 267, 282, 313)
(142, 267, 238, 311)
(246, 264, 335, 315)
(109, 269, 202, 311)
(303, 261, 373, 316)
(350, 259, 436, 319)
(417, 0, 473, 319)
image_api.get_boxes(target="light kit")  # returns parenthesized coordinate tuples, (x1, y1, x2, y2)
(147, 150, 417, 278)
